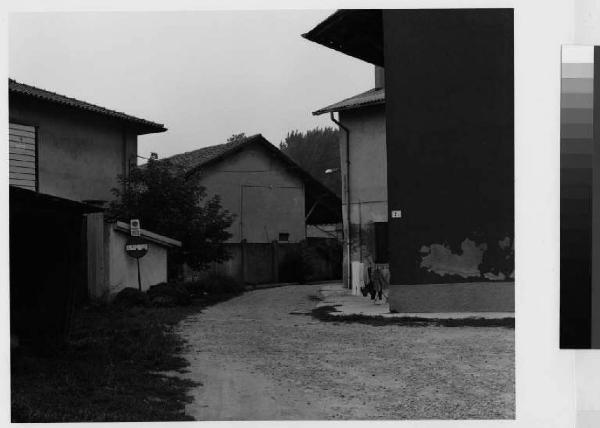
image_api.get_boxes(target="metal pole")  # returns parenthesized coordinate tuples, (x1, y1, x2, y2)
(137, 257, 142, 291)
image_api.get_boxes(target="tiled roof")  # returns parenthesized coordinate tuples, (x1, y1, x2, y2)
(158, 134, 342, 224)
(161, 134, 260, 174)
(302, 10, 384, 67)
(9, 78, 166, 135)
(312, 87, 385, 115)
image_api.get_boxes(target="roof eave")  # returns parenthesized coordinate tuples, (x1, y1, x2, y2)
(136, 124, 168, 135)
(114, 221, 182, 248)
(312, 99, 385, 116)
(9, 80, 167, 136)
(302, 9, 384, 66)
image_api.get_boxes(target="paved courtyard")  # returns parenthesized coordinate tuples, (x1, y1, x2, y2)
(173, 284, 515, 420)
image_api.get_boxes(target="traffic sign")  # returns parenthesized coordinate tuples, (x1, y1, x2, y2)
(125, 236, 148, 259)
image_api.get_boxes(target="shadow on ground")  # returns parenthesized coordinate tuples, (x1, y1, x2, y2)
(308, 305, 515, 328)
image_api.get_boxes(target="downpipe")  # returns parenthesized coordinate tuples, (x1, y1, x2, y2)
(330, 112, 352, 290)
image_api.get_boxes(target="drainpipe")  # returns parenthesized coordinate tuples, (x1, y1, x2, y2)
(330, 112, 352, 290)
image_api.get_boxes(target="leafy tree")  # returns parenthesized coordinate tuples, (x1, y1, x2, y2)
(227, 133, 246, 144)
(108, 153, 234, 278)
(279, 127, 341, 197)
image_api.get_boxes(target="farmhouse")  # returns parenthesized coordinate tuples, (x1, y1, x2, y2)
(162, 134, 341, 284)
(304, 9, 515, 313)
(9, 78, 179, 342)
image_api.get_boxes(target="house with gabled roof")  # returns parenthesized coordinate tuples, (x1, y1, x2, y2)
(9, 78, 166, 202)
(161, 134, 341, 284)
(304, 9, 515, 313)
(9, 79, 180, 343)
(312, 75, 388, 295)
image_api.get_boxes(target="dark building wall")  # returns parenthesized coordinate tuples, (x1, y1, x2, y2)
(10, 189, 93, 344)
(383, 10, 514, 289)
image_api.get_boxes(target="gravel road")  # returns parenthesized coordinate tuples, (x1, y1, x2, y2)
(174, 284, 514, 420)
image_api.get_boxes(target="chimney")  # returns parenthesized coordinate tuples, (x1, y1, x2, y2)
(374, 66, 385, 89)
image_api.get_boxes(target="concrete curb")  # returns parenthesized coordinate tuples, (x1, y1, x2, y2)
(316, 283, 515, 321)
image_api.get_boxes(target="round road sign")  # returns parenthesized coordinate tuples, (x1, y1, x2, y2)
(125, 236, 148, 259)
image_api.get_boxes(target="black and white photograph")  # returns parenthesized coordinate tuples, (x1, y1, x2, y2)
(6, 7, 517, 422)
(9, 0, 600, 426)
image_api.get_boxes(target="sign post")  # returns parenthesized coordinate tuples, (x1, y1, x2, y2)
(125, 219, 148, 291)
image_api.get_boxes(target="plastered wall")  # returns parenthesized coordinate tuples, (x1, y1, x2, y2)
(195, 143, 306, 244)
(9, 97, 137, 203)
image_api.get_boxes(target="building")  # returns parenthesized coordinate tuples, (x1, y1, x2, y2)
(312, 77, 387, 294)
(305, 9, 515, 313)
(162, 134, 341, 284)
(9, 78, 165, 202)
(10, 186, 102, 343)
(9, 78, 178, 311)
(97, 220, 182, 297)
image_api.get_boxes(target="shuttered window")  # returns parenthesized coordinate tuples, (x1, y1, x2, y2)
(9, 123, 37, 191)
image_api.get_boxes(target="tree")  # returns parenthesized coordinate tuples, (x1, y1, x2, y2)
(279, 127, 341, 197)
(227, 133, 246, 144)
(108, 153, 234, 277)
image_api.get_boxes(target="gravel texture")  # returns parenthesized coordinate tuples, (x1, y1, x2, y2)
(174, 284, 515, 420)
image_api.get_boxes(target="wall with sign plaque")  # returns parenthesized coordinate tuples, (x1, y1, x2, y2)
(107, 226, 166, 294)
(86, 220, 181, 298)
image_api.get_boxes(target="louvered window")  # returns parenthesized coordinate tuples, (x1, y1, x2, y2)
(9, 123, 37, 191)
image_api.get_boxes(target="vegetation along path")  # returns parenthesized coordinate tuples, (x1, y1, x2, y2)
(173, 284, 514, 420)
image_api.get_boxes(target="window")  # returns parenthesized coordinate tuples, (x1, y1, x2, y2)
(374, 222, 389, 263)
(279, 232, 290, 242)
(9, 123, 37, 191)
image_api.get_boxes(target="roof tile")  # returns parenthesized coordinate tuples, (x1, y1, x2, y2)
(312, 87, 385, 115)
(9, 78, 166, 135)
(161, 135, 256, 174)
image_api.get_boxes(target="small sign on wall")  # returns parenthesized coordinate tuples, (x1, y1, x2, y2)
(130, 219, 141, 237)
(391, 210, 402, 219)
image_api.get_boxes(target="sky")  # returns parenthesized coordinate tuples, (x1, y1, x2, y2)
(9, 10, 373, 160)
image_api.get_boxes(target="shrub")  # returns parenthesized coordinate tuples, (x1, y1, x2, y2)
(113, 287, 150, 308)
(279, 246, 312, 283)
(147, 283, 191, 307)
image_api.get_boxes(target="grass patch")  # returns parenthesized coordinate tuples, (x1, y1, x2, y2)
(11, 291, 242, 422)
(311, 305, 515, 328)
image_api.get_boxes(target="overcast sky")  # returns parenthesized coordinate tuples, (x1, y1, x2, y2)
(9, 10, 373, 160)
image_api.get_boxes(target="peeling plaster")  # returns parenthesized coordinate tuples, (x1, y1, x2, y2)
(420, 239, 487, 279)
(499, 236, 512, 250)
(484, 271, 507, 281)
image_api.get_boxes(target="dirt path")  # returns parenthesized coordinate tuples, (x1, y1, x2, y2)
(174, 284, 514, 420)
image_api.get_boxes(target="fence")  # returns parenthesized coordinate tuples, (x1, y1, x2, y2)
(184, 238, 342, 285)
